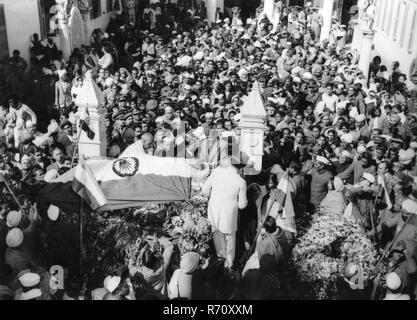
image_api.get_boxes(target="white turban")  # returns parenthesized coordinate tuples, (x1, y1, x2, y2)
(6, 228, 24, 248)
(402, 199, 417, 214)
(355, 114, 366, 123)
(47, 205, 60, 221)
(57, 69, 67, 79)
(316, 155, 331, 165)
(362, 172, 375, 184)
(386, 272, 402, 291)
(341, 133, 354, 144)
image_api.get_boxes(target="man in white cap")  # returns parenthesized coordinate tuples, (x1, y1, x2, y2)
(201, 112, 215, 136)
(14, 271, 44, 300)
(5, 228, 38, 278)
(6, 210, 22, 229)
(44, 204, 82, 276)
(354, 114, 371, 140)
(310, 155, 333, 210)
(385, 240, 417, 295)
(338, 151, 377, 185)
(336, 262, 377, 300)
(91, 275, 112, 300)
(7, 95, 37, 127)
(383, 272, 411, 300)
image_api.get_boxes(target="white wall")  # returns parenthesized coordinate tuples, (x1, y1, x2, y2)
(0, 0, 41, 63)
(373, 0, 417, 87)
(0, 0, 114, 61)
(84, 0, 114, 44)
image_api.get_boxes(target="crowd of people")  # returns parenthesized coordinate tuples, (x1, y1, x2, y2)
(0, 0, 417, 300)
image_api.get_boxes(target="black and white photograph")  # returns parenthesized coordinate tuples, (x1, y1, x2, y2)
(0, 0, 417, 308)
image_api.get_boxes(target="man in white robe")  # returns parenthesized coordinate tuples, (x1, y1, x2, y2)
(202, 157, 247, 268)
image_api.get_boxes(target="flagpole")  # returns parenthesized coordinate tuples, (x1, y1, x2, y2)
(71, 106, 87, 168)
(0, 174, 26, 214)
(79, 196, 83, 275)
(370, 213, 414, 280)
(370, 185, 381, 242)
(77, 154, 85, 277)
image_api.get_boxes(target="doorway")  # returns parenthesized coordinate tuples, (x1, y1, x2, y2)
(0, 4, 8, 60)
(38, 0, 59, 39)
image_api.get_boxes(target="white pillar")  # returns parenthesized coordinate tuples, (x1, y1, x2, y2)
(239, 82, 266, 176)
(358, 33, 374, 80)
(207, 0, 224, 23)
(75, 72, 108, 158)
(263, 0, 275, 22)
(320, 0, 334, 42)
(351, 21, 363, 52)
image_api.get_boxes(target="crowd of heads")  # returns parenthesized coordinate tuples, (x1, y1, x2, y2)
(0, 0, 417, 300)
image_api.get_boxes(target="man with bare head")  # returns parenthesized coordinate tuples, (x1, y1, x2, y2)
(141, 133, 154, 155)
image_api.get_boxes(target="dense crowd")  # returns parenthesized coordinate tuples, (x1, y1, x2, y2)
(0, 0, 417, 300)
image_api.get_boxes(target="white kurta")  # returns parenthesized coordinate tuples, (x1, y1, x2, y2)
(202, 166, 247, 234)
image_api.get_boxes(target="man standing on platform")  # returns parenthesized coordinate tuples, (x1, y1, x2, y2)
(310, 155, 333, 210)
(310, 7, 323, 41)
(202, 147, 248, 269)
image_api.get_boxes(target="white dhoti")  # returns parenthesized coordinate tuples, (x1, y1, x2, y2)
(213, 230, 236, 267)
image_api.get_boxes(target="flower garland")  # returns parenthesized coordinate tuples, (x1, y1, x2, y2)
(290, 208, 379, 300)
(84, 175, 212, 289)
(162, 174, 212, 263)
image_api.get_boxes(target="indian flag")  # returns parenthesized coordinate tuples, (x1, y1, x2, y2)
(71, 153, 192, 211)
(275, 171, 297, 235)
(72, 156, 107, 210)
(38, 153, 193, 213)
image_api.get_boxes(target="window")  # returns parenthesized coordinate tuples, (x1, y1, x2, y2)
(38, 0, 47, 39)
(375, 0, 384, 26)
(381, 0, 389, 31)
(409, 10, 417, 53)
(0, 4, 9, 60)
(386, 0, 394, 35)
(393, 2, 406, 41)
(400, 4, 408, 47)
(393, 2, 401, 40)
(90, 0, 101, 19)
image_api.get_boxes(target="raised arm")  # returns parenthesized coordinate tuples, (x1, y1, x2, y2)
(201, 170, 214, 196)
(337, 161, 355, 182)
(22, 104, 37, 124)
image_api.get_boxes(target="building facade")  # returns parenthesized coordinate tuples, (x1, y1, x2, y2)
(0, 0, 115, 63)
(373, 0, 417, 85)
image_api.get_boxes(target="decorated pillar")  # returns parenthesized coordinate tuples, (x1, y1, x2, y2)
(358, 33, 374, 80)
(263, 0, 275, 23)
(351, 20, 363, 52)
(319, 0, 334, 42)
(207, 0, 224, 23)
(69, 6, 86, 52)
(356, 0, 376, 80)
(75, 71, 107, 158)
(239, 82, 267, 176)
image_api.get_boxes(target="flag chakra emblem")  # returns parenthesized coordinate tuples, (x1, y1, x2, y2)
(112, 158, 139, 177)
